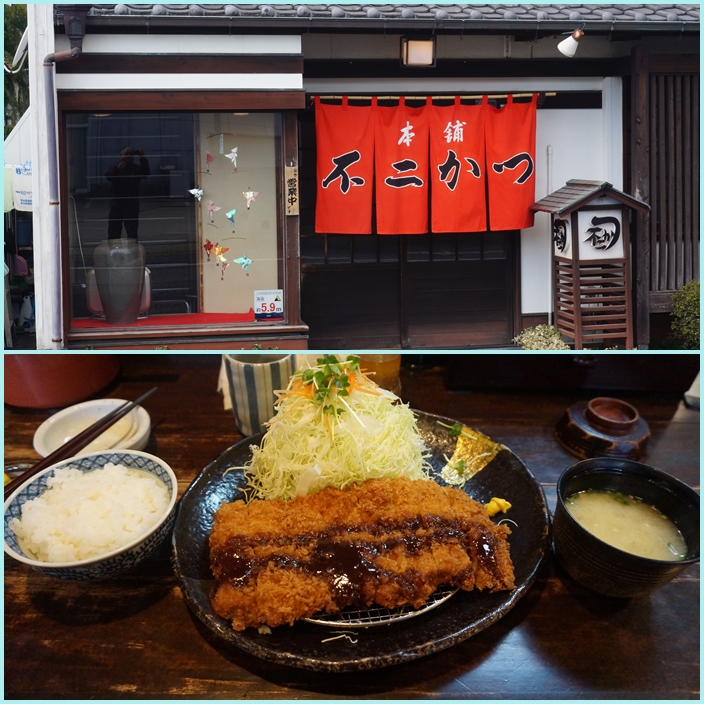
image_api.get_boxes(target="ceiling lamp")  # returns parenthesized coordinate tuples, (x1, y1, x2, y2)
(400, 37, 436, 67)
(557, 27, 585, 58)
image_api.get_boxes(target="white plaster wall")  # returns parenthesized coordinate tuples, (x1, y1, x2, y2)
(522, 77, 623, 315)
(27, 3, 57, 349)
(55, 34, 302, 55)
(55, 73, 302, 91)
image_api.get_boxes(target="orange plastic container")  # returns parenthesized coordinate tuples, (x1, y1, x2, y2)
(4, 355, 121, 409)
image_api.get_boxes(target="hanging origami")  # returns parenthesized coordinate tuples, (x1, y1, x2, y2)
(243, 189, 260, 209)
(221, 261, 230, 280)
(207, 200, 221, 226)
(205, 149, 215, 173)
(315, 95, 375, 234)
(233, 253, 253, 275)
(225, 148, 238, 170)
(203, 238, 215, 261)
(225, 209, 236, 232)
(189, 188, 203, 201)
(484, 94, 537, 231)
(214, 244, 229, 263)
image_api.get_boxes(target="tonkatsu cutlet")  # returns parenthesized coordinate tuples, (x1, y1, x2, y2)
(209, 477, 515, 631)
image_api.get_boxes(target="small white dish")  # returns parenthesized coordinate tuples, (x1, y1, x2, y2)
(33, 398, 151, 458)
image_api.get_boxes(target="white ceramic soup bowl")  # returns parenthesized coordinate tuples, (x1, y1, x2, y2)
(4, 450, 177, 581)
(33, 398, 151, 458)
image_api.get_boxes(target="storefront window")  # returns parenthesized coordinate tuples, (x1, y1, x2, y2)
(64, 112, 283, 330)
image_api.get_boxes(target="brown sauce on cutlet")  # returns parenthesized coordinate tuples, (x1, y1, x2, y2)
(309, 541, 376, 601)
(212, 516, 506, 605)
(472, 526, 500, 573)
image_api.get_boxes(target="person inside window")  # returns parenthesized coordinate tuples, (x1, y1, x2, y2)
(105, 147, 150, 239)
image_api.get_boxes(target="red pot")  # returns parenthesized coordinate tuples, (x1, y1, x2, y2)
(4, 355, 121, 409)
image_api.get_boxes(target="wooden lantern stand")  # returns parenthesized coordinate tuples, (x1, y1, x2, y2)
(531, 180, 650, 350)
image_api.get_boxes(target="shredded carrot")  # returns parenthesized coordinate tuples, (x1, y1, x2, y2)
(353, 385, 383, 396)
(323, 412, 333, 442)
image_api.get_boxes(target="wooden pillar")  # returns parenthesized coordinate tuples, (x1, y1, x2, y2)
(631, 45, 651, 348)
(282, 110, 302, 327)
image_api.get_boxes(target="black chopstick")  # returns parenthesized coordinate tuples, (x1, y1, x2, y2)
(4, 387, 158, 502)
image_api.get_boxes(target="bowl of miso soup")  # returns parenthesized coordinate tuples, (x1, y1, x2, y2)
(553, 458, 699, 597)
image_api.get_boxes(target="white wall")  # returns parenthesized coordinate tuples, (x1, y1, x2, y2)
(27, 3, 57, 349)
(524, 78, 623, 314)
(54, 34, 303, 92)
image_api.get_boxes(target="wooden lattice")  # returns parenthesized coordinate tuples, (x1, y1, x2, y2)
(554, 260, 633, 349)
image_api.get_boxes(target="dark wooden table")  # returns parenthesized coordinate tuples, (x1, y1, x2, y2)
(5, 354, 700, 699)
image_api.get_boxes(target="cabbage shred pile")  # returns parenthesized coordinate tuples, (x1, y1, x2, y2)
(243, 355, 430, 501)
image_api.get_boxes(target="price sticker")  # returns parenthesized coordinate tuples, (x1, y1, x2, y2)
(254, 290, 284, 320)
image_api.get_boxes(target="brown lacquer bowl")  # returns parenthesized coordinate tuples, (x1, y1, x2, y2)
(553, 458, 700, 598)
(555, 397, 650, 460)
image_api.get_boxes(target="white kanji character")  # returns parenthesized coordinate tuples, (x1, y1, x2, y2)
(444, 120, 466, 143)
(398, 121, 415, 146)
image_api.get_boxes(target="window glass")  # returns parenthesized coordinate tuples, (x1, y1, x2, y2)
(483, 231, 507, 259)
(405, 234, 430, 262)
(65, 112, 283, 329)
(300, 234, 325, 264)
(432, 234, 456, 261)
(352, 235, 378, 263)
(327, 235, 351, 263)
(458, 234, 482, 260)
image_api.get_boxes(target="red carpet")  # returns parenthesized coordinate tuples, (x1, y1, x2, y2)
(72, 309, 256, 328)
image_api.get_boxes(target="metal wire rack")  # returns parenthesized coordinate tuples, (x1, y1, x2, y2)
(303, 585, 459, 628)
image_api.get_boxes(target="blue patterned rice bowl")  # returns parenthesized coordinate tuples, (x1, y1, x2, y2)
(4, 450, 177, 580)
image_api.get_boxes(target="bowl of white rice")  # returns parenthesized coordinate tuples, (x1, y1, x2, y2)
(4, 450, 177, 580)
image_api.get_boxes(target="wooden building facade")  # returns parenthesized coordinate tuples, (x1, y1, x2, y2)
(25, 3, 699, 349)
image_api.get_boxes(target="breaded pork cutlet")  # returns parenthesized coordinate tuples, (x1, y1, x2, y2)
(210, 477, 515, 631)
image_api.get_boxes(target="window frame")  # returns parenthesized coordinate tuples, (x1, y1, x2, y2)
(58, 91, 305, 344)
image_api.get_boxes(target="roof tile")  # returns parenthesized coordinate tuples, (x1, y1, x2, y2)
(79, 3, 700, 24)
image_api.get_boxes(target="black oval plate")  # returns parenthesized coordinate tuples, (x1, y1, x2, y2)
(171, 411, 550, 672)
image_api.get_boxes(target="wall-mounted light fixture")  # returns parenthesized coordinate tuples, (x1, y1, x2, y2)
(557, 26, 585, 58)
(400, 37, 436, 67)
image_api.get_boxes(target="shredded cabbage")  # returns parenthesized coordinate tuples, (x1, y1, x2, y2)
(242, 356, 430, 501)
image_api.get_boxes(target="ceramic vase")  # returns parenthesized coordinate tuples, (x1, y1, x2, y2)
(93, 238, 146, 324)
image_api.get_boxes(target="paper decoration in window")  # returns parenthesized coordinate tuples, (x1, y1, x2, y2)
(203, 238, 215, 261)
(243, 189, 260, 209)
(225, 148, 238, 170)
(207, 200, 221, 225)
(225, 209, 236, 232)
(205, 149, 215, 173)
(214, 244, 229, 263)
(189, 188, 203, 201)
(233, 253, 253, 275)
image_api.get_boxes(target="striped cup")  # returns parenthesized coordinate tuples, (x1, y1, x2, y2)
(222, 354, 294, 436)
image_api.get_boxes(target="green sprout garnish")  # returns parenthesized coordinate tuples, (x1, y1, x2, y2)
(442, 453, 467, 475)
(437, 420, 477, 440)
(299, 355, 361, 415)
